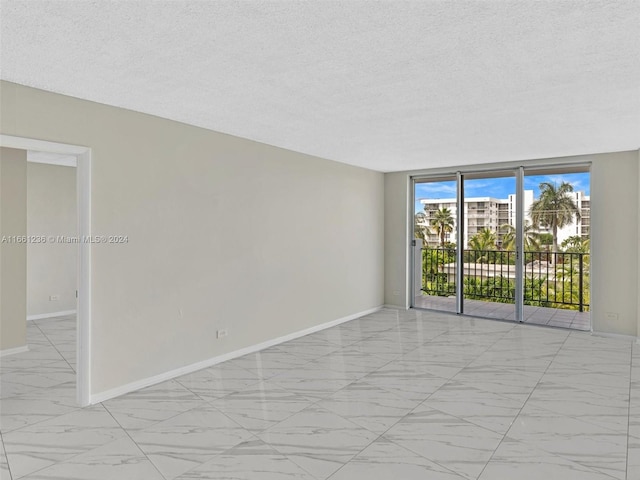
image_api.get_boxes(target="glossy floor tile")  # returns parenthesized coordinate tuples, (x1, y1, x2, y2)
(1, 310, 638, 479)
(414, 295, 591, 330)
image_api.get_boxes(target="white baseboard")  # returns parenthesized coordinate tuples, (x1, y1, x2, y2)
(90, 305, 382, 405)
(0, 345, 29, 357)
(27, 310, 76, 321)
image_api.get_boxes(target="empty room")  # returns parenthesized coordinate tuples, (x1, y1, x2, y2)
(0, 1, 639, 479)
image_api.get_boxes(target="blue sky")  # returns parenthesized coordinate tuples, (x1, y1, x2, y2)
(415, 172, 590, 213)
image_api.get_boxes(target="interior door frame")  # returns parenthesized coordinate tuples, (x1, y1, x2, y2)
(0, 134, 92, 406)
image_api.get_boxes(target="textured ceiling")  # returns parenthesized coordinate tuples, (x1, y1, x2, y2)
(1, 1, 638, 172)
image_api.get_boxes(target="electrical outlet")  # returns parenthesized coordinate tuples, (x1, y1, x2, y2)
(605, 312, 618, 322)
(392, 290, 401, 296)
(49, 295, 59, 301)
(217, 329, 228, 339)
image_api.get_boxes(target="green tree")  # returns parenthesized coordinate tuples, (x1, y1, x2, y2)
(558, 235, 590, 311)
(561, 235, 590, 253)
(529, 182, 580, 256)
(500, 222, 541, 252)
(469, 228, 496, 251)
(538, 233, 553, 247)
(468, 228, 496, 263)
(423, 247, 456, 296)
(429, 207, 454, 248)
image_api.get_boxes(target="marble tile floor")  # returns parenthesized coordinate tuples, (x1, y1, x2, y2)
(414, 295, 591, 331)
(0, 309, 638, 479)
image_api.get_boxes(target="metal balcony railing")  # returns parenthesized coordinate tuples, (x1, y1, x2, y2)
(421, 248, 589, 312)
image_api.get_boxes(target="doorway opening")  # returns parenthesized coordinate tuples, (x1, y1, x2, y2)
(0, 135, 91, 406)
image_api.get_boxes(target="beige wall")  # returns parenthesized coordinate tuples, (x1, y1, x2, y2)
(384, 173, 410, 307)
(590, 153, 639, 335)
(0, 147, 27, 351)
(0, 81, 385, 395)
(384, 150, 640, 336)
(27, 162, 77, 317)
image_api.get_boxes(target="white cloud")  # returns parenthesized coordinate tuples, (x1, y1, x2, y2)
(416, 183, 457, 198)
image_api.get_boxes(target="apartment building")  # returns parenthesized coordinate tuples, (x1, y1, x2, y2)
(420, 190, 589, 247)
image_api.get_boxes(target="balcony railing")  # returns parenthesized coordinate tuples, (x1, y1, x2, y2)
(421, 248, 589, 312)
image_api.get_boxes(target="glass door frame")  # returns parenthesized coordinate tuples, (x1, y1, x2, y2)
(456, 167, 525, 321)
(410, 173, 459, 314)
(411, 163, 590, 326)
(515, 166, 524, 322)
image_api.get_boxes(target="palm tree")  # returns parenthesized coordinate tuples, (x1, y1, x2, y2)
(468, 228, 496, 251)
(529, 182, 580, 256)
(468, 228, 496, 263)
(500, 221, 541, 252)
(561, 235, 590, 254)
(429, 207, 454, 247)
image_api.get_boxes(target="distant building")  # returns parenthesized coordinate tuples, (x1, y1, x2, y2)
(567, 191, 590, 241)
(419, 190, 589, 248)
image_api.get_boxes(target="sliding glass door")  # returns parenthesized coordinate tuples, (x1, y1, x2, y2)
(411, 164, 591, 331)
(521, 166, 591, 329)
(461, 171, 517, 321)
(412, 176, 458, 313)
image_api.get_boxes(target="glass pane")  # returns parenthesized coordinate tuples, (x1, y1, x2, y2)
(522, 168, 590, 330)
(462, 172, 517, 320)
(413, 177, 457, 313)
